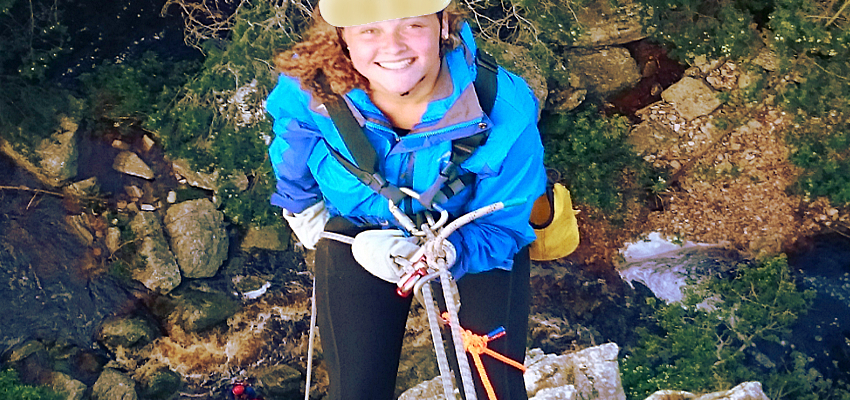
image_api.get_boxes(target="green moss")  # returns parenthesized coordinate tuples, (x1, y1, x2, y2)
(78, 51, 201, 138)
(541, 104, 663, 216)
(0, 78, 84, 156)
(143, 0, 307, 230)
(0, 368, 63, 400)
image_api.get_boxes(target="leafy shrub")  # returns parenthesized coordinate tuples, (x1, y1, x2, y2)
(619, 255, 841, 400)
(541, 105, 660, 214)
(467, 0, 574, 93)
(143, 0, 312, 229)
(770, 0, 850, 206)
(0, 368, 62, 400)
(636, 0, 764, 62)
(0, 0, 16, 15)
(0, 0, 81, 153)
(78, 52, 201, 138)
(0, 0, 69, 82)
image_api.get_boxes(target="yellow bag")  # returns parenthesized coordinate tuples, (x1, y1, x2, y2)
(528, 183, 580, 261)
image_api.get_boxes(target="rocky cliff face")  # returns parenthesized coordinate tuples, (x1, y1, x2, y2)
(0, 3, 816, 398)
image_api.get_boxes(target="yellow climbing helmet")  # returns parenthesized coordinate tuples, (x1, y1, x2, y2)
(318, 0, 451, 27)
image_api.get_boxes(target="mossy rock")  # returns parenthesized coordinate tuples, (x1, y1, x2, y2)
(96, 317, 159, 353)
(255, 364, 302, 399)
(162, 287, 241, 333)
(478, 40, 548, 110)
(138, 366, 182, 400)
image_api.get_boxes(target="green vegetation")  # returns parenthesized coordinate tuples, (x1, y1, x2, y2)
(0, 0, 17, 15)
(0, 0, 81, 155)
(620, 255, 850, 400)
(542, 105, 662, 215)
(771, 0, 850, 207)
(0, 368, 62, 400)
(638, 0, 763, 61)
(78, 51, 200, 138)
(142, 0, 310, 228)
(635, 0, 850, 208)
(466, 0, 578, 95)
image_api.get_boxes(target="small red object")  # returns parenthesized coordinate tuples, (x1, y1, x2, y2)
(232, 385, 245, 396)
(396, 267, 428, 297)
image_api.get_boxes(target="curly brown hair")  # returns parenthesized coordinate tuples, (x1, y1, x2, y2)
(273, 4, 467, 102)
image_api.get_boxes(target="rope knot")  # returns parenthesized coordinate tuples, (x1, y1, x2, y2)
(461, 329, 489, 353)
(439, 312, 526, 400)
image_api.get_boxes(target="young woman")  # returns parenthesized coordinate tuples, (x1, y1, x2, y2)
(265, 0, 545, 398)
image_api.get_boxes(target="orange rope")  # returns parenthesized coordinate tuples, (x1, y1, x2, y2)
(441, 313, 526, 400)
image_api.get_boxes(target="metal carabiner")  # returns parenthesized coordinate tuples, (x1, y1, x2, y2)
(387, 198, 422, 236)
(398, 187, 449, 232)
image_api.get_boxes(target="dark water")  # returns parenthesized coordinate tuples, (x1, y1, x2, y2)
(0, 153, 138, 362)
(51, 0, 197, 88)
(1, 0, 189, 360)
(787, 233, 850, 383)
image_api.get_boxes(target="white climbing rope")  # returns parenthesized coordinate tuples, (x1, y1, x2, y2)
(304, 277, 317, 400)
(303, 197, 523, 400)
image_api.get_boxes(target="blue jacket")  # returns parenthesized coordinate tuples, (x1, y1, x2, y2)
(265, 22, 546, 278)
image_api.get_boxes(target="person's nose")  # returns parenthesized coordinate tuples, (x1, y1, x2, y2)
(381, 30, 408, 53)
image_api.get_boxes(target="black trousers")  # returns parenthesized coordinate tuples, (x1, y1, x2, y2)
(314, 217, 530, 400)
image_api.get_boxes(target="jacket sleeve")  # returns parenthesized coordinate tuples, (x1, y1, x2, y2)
(445, 71, 546, 279)
(266, 74, 324, 213)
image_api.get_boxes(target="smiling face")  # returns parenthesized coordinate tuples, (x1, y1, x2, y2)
(342, 14, 447, 101)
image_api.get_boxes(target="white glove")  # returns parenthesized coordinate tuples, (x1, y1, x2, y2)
(282, 200, 329, 250)
(351, 230, 421, 283)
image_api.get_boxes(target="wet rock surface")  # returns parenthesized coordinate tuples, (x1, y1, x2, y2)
(1, 157, 136, 358)
(0, 116, 81, 188)
(96, 317, 160, 354)
(130, 212, 182, 294)
(50, 371, 88, 400)
(113, 151, 154, 180)
(164, 199, 228, 279)
(92, 368, 138, 400)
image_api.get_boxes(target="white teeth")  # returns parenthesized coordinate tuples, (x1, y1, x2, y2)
(377, 58, 414, 70)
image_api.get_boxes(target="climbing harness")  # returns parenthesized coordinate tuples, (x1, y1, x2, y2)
(322, 50, 579, 262)
(303, 192, 527, 400)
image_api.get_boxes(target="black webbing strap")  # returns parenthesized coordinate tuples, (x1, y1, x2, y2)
(323, 50, 499, 210)
(324, 90, 378, 175)
(318, 71, 406, 203)
(415, 51, 498, 207)
(475, 49, 498, 115)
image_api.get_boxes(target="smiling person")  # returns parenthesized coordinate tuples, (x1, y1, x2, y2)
(265, 0, 545, 399)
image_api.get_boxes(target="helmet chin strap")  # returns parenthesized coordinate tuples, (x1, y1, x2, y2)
(399, 76, 427, 97)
